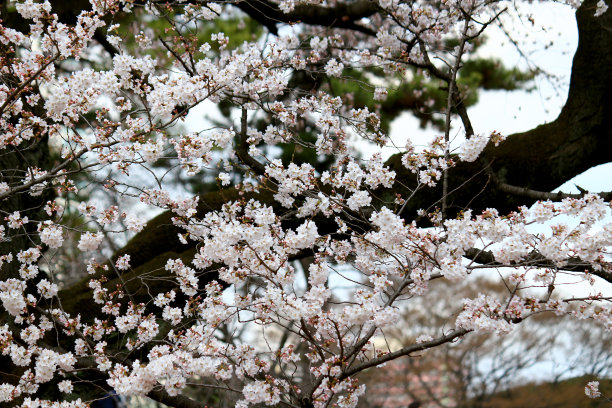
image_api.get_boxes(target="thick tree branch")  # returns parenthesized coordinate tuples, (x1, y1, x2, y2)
(147, 388, 209, 408)
(236, 108, 267, 175)
(235, 0, 378, 35)
(486, 164, 612, 201)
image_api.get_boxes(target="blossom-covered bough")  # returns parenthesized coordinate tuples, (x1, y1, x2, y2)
(0, 0, 611, 406)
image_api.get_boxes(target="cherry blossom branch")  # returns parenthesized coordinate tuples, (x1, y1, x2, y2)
(236, 108, 266, 176)
(464, 248, 612, 283)
(561, 296, 612, 303)
(159, 36, 195, 76)
(0, 54, 59, 116)
(485, 165, 612, 201)
(340, 329, 471, 379)
(442, 11, 473, 217)
(0, 143, 118, 201)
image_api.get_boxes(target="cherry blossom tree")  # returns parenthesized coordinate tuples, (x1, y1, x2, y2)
(0, 0, 611, 407)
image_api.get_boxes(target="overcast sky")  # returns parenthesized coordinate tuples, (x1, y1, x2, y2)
(389, 2, 612, 194)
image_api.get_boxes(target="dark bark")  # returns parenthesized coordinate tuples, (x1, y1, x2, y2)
(235, 0, 378, 35)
